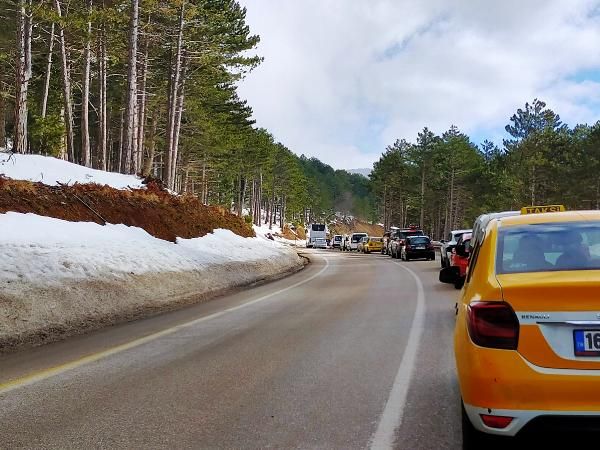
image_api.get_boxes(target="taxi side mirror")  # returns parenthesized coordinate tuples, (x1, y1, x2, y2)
(439, 266, 459, 284)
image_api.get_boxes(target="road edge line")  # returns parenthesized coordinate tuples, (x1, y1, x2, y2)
(369, 261, 426, 450)
(0, 256, 330, 396)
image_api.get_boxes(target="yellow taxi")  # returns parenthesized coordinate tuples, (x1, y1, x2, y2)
(455, 206, 600, 446)
(362, 237, 383, 253)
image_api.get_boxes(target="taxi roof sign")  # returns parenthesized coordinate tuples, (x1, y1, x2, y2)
(520, 205, 566, 215)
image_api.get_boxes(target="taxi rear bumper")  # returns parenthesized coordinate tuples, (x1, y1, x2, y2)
(458, 343, 600, 436)
(464, 403, 600, 436)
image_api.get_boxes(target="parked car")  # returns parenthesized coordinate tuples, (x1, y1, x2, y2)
(389, 226, 424, 259)
(357, 236, 369, 253)
(440, 229, 471, 268)
(349, 233, 368, 251)
(382, 227, 398, 255)
(332, 234, 343, 248)
(362, 236, 383, 253)
(400, 235, 435, 261)
(439, 232, 472, 289)
(470, 210, 519, 251)
(313, 237, 327, 249)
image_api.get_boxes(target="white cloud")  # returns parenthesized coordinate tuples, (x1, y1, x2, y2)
(237, 0, 600, 169)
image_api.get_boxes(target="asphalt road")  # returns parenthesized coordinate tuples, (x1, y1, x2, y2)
(0, 249, 463, 449)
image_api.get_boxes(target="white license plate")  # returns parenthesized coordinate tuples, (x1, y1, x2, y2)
(574, 330, 600, 356)
(415, 246, 425, 249)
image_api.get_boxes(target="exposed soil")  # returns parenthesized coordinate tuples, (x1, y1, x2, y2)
(280, 224, 305, 241)
(328, 220, 384, 237)
(0, 177, 254, 241)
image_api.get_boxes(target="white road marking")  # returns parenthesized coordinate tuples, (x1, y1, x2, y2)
(0, 257, 330, 396)
(370, 262, 426, 450)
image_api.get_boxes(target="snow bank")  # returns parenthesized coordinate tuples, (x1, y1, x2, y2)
(0, 152, 145, 189)
(0, 213, 303, 349)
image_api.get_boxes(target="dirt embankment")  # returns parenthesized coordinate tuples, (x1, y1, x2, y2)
(0, 177, 253, 241)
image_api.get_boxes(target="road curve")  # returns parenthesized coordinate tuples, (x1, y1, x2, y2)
(0, 250, 462, 449)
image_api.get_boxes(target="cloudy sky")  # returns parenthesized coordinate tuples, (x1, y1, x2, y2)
(236, 0, 600, 169)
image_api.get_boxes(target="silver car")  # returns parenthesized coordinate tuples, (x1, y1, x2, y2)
(313, 238, 327, 249)
(439, 229, 471, 268)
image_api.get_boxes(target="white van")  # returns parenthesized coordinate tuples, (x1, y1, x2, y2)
(349, 232, 368, 251)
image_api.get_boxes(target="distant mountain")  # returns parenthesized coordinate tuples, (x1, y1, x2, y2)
(347, 168, 371, 178)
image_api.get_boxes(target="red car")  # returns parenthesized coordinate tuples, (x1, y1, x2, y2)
(439, 232, 472, 289)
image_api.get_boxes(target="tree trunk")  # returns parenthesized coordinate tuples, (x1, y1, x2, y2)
(41, 22, 55, 118)
(118, 108, 124, 171)
(201, 158, 207, 204)
(14, 0, 32, 154)
(249, 177, 254, 221)
(183, 167, 189, 193)
(269, 186, 275, 230)
(97, 19, 108, 170)
(165, 3, 185, 188)
(280, 195, 286, 229)
(58, 107, 67, 159)
(258, 169, 263, 226)
(169, 55, 187, 189)
(55, 0, 75, 162)
(142, 109, 158, 177)
(447, 167, 455, 234)
(419, 167, 425, 228)
(0, 94, 6, 149)
(122, 0, 139, 174)
(81, 0, 93, 167)
(135, 41, 149, 173)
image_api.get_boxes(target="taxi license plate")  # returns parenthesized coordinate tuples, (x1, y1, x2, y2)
(415, 246, 425, 249)
(574, 330, 600, 356)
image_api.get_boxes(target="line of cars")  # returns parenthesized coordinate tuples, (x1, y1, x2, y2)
(383, 226, 436, 261)
(333, 226, 436, 261)
(445, 205, 600, 447)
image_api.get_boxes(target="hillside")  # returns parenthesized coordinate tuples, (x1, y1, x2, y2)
(328, 217, 384, 237)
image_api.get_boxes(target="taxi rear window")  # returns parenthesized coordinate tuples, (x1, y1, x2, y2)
(496, 222, 600, 274)
(369, 238, 382, 242)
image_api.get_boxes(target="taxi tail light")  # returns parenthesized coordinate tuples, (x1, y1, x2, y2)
(467, 302, 519, 350)
(480, 414, 513, 429)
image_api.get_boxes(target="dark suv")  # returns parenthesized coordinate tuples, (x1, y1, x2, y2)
(389, 227, 425, 259)
(401, 236, 435, 261)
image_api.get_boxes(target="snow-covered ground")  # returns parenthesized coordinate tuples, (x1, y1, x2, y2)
(0, 212, 303, 349)
(0, 152, 145, 189)
(0, 153, 305, 349)
(2, 212, 301, 284)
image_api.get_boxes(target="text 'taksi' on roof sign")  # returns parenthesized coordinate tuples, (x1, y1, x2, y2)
(520, 205, 566, 215)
